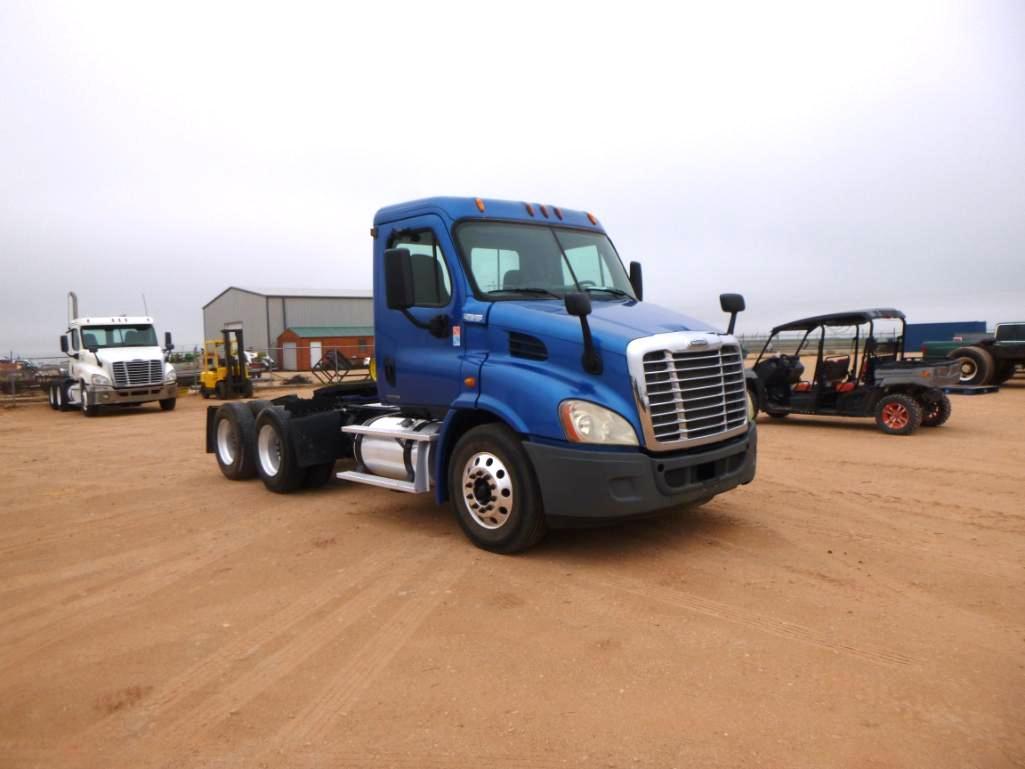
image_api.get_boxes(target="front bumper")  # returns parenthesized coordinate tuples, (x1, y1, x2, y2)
(85, 382, 177, 406)
(524, 423, 757, 523)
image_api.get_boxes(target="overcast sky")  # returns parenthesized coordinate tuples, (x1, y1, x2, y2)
(2, 1, 1023, 356)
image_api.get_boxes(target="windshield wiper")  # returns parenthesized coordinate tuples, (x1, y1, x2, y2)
(584, 286, 633, 299)
(487, 287, 563, 300)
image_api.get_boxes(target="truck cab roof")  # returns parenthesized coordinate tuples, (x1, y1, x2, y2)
(373, 197, 604, 232)
(70, 316, 154, 328)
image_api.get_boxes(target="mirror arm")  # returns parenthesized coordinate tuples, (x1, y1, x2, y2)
(578, 317, 602, 375)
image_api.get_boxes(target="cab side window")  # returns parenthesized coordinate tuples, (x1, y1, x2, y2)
(390, 230, 452, 307)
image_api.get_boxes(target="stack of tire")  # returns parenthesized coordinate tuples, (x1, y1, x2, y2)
(211, 401, 335, 492)
(950, 346, 1017, 386)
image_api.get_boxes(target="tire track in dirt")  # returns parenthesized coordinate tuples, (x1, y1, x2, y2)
(0, 511, 298, 676)
(145, 543, 453, 760)
(258, 556, 469, 763)
(58, 537, 423, 763)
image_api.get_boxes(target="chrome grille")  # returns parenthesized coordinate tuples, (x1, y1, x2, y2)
(111, 359, 164, 388)
(641, 344, 747, 444)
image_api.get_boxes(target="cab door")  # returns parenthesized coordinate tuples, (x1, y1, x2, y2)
(374, 215, 464, 410)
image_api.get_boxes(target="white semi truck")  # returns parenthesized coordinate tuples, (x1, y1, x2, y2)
(49, 292, 179, 416)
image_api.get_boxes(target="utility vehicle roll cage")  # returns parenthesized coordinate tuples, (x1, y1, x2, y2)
(755, 308, 907, 386)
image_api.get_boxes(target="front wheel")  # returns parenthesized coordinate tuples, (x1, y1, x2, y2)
(950, 346, 994, 385)
(159, 398, 176, 411)
(449, 424, 546, 554)
(80, 382, 99, 417)
(920, 392, 951, 427)
(745, 385, 759, 421)
(875, 393, 922, 435)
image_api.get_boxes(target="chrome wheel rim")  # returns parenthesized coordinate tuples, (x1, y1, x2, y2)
(216, 418, 237, 465)
(258, 423, 282, 476)
(959, 358, 976, 382)
(461, 451, 513, 530)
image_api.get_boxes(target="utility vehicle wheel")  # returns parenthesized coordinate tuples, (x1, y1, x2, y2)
(159, 398, 176, 411)
(215, 381, 226, 400)
(80, 382, 99, 417)
(768, 411, 789, 419)
(303, 462, 336, 488)
(200, 386, 211, 399)
(920, 392, 951, 427)
(254, 407, 304, 493)
(449, 424, 546, 554)
(874, 394, 922, 435)
(994, 361, 1016, 385)
(950, 346, 994, 386)
(214, 402, 258, 480)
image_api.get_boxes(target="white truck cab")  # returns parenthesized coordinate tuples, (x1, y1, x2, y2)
(50, 293, 178, 416)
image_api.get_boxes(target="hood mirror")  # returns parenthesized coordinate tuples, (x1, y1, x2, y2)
(565, 292, 601, 375)
(719, 293, 746, 335)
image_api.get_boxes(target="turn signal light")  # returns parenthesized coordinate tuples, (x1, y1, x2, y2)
(464, 376, 477, 388)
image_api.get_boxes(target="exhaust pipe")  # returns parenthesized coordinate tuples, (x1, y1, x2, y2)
(68, 291, 79, 323)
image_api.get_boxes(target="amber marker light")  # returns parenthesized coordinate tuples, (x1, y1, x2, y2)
(464, 376, 477, 388)
(586, 212, 599, 225)
(475, 198, 486, 212)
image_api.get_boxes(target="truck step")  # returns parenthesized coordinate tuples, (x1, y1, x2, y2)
(336, 470, 421, 493)
(942, 385, 999, 395)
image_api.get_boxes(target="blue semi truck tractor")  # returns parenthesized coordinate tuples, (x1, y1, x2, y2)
(205, 197, 757, 552)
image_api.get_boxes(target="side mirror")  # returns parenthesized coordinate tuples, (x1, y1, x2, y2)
(164, 331, 174, 352)
(564, 291, 592, 317)
(628, 261, 643, 301)
(60, 335, 69, 353)
(384, 248, 415, 310)
(719, 293, 746, 335)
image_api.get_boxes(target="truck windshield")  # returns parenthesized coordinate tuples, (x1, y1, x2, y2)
(82, 325, 158, 349)
(457, 222, 636, 300)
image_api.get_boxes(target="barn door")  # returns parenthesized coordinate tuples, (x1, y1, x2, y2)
(282, 342, 297, 371)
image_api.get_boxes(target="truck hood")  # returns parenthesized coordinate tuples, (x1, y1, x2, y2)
(486, 299, 717, 352)
(94, 347, 166, 365)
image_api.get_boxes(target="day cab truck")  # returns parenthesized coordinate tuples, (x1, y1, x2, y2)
(50, 292, 178, 415)
(206, 197, 757, 552)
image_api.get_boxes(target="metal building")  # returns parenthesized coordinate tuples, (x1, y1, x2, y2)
(202, 287, 373, 355)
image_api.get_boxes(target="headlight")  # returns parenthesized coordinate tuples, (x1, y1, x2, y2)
(165, 368, 177, 383)
(90, 373, 111, 386)
(559, 400, 638, 446)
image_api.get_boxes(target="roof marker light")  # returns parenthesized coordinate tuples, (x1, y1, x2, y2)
(552, 206, 563, 220)
(475, 198, 486, 212)
(586, 212, 599, 225)
(538, 204, 549, 218)
(524, 202, 535, 216)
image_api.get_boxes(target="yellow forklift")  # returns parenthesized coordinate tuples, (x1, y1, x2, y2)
(199, 329, 254, 399)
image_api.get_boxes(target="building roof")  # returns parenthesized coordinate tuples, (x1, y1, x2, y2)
(373, 196, 605, 231)
(283, 325, 375, 338)
(203, 286, 372, 308)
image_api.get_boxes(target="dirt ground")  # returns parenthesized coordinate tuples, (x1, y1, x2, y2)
(1, 381, 1023, 769)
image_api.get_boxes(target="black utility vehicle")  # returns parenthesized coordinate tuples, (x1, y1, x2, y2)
(748, 309, 960, 435)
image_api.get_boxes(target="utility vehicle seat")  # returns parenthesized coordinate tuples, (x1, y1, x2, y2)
(793, 381, 812, 392)
(820, 355, 850, 386)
